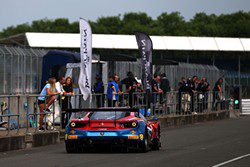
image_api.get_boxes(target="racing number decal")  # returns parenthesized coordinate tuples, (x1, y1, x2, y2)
(139, 134, 144, 140)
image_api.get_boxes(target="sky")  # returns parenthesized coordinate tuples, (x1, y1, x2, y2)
(0, 0, 250, 31)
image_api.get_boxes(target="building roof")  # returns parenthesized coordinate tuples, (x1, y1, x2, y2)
(0, 32, 250, 51)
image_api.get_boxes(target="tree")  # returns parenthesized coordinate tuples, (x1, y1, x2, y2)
(93, 16, 122, 34)
(0, 23, 31, 37)
(188, 13, 219, 36)
(157, 12, 187, 35)
(0, 11, 250, 38)
(119, 12, 162, 35)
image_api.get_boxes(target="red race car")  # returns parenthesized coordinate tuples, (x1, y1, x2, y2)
(65, 108, 161, 153)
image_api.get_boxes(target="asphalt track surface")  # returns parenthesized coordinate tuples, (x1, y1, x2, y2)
(0, 116, 250, 167)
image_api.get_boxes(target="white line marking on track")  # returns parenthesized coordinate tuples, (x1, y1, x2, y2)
(212, 154, 250, 167)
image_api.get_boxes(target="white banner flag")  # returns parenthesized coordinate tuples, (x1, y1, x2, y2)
(79, 18, 92, 101)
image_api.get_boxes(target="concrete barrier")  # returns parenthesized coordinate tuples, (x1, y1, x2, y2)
(32, 131, 60, 147)
(159, 110, 230, 128)
(0, 131, 60, 152)
(0, 136, 25, 152)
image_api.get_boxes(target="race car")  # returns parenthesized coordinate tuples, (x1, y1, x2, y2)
(64, 108, 161, 153)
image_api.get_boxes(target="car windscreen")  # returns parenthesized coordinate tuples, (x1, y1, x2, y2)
(89, 111, 130, 120)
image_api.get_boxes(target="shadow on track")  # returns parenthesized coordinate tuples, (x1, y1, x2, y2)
(62, 144, 162, 154)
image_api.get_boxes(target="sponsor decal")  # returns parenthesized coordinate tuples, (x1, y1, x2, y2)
(68, 135, 78, 139)
(130, 130, 136, 135)
(128, 135, 139, 140)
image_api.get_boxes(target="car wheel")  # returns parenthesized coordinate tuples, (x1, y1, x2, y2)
(139, 130, 149, 153)
(151, 138, 160, 150)
(152, 125, 161, 150)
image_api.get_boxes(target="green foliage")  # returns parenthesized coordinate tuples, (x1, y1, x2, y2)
(94, 16, 122, 34)
(157, 12, 186, 35)
(0, 11, 250, 38)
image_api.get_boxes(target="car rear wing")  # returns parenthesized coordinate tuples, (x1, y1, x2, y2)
(65, 107, 139, 113)
(65, 108, 140, 127)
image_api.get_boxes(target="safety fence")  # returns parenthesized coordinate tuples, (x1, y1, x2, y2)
(90, 91, 232, 114)
(0, 45, 48, 94)
(115, 60, 221, 91)
(0, 91, 234, 136)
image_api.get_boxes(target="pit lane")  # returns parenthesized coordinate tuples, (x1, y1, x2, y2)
(0, 116, 250, 167)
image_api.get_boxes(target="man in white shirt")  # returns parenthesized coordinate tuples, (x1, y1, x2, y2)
(56, 77, 66, 95)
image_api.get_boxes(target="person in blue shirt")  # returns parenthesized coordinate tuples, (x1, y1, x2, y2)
(38, 77, 59, 130)
(107, 74, 122, 107)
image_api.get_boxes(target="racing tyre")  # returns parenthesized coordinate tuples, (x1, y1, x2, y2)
(139, 130, 149, 153)
(151, 125, 161, 150)
(151, 138, 160, 150)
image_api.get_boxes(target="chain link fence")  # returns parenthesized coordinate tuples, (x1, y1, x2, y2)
(0, 45, 48, 94)
(115, 60, 220, 90)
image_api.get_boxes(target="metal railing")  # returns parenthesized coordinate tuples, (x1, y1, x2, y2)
(0, 91, 233, 136)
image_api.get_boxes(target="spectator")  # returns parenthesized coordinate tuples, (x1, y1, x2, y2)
(189, 76, 198, 91)
(56, 77, 66, 95)
(114, 74, 123, 106)
(152, 74, 163, 93)
(178, 77, 190, 114)
(197, 77, 210, 112)
(189, 76, 198, 113)
(160, 73, 170, 103)
(93, 74, 104, 108)
(61, 77, 74, 128)
(37, 77, 59, 130)
(151, 73, 163, 114)
(134, 82, 145, 106)
(121, 71, 139, 107)
(160, 73, 170, 93)
(213, 78, 223, 110)
(201, 77, 210, 110)
(56, 76, 66, 106)
(107, 75, 122, 107)
(107, 76, 114, 107)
